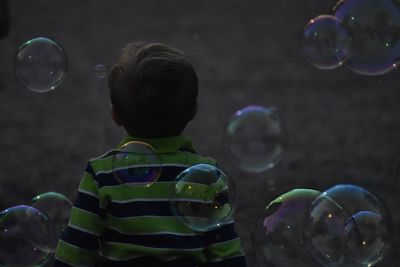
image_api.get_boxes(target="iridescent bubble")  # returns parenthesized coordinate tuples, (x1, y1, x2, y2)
(345, 211, 389, 266)
(112, 141, 162, 186)
(94, 64, 106, 79)
(251, 189, 321, 267)
(303, 15, 351, 70)
(0, 205, 49, 267)
(224, 105, 286, 173)
(334, 0, 400, 75)
(170, 164, 234, 232)
(30, 192, 73, 253)
(14, 37, 68, 93)
(304, 184, 392, 267)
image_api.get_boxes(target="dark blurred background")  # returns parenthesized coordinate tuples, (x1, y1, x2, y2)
(0, 0, 399, 266)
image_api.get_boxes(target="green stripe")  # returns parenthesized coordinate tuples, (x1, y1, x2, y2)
(70, 207, 105, 235)
(90, 155, 113, 172)
(100, 182, 175, 200)
(206, 238, 244, 261)
(106, 215, 194, 234)
(91, 152, 216, 173)
(79, 172, 99, 195)
(100, 181, 227, 202)
(101, 242, 206, 262)
(56, 240, 97, 265)
(175, 181, 228, 201)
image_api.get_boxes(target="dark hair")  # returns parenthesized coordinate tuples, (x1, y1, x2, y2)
(109, 42, 198, 137)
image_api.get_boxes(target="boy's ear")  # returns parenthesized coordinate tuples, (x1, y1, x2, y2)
(110, 104, 123, 127)
(190, 101, 198, 121)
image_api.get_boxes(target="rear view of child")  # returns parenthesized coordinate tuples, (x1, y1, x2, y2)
(54, 42, 246, 266)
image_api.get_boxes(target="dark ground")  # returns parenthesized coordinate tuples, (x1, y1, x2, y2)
(0, 0, 399, 266)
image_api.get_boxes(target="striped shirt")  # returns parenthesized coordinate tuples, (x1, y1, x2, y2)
(54, 135, 246, 266)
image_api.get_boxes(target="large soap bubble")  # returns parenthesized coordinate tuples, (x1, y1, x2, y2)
(112, 141, 162, 186)
(30, 192, 72, 253)
(303, 15, 351, 70)
(14, 37, 68, 92)
(251, 188, 321, 267)
(334, 0, 400, 75)
(304, 184, 391, 267)
(170, 164, 234, 232)
(224, 105, 286, 173)
(0, 205, 50, 267)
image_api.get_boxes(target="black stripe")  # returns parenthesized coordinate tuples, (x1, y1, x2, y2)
(61, 226, 99, 251)
(54, 259, 74, 267)
(206, 256, 247, 267)
(107, 199, 231, 218)
(95, 166, 188, 187)
(74, 191, 105, 217)
(107, 200, 174, 217)
(101, 228, 206, 249)
(204, 223, 239, 244)
(178, 146, 196, 153)
(85, 163, 96, 177)
(94, 256, 199, 267)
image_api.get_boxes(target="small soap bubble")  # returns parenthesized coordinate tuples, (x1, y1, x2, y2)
(304, 184, 392, 267)
(170, 164, 234, 232)
(303, 15, 351, 70)
(0, 205, 49, 267)
(224, 105, 286, 173)
(94, 64, 107, 79)
(14, 37, 68, 93)
(267, 179, 276, 192)
(334, 0, 400, 75)
(112, 141, 162, 186)
(345, 211, 389, 266)
(251, 189, 321, 267)
(30, 192, 73, 253)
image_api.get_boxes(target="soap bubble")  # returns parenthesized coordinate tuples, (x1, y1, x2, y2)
(345, 211, 389, 265)
(251, 189, 321, 267)
(14, 37, 68, 92)
(0, 205, 49, 267)
(304, 193, 355, 267)
(303, 15, 351, 70)
(224, 105, 286, 173)
(267, 179, 277, 192)
(334, 0, 400, 75)
(94, 64, 106, 79)
(170, 164, 234, 232)
(304, 184, 392, 267)
(112, 141, 162, 186)
(30, 192, 73, 253)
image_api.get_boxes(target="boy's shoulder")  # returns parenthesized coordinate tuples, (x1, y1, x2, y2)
(86, 136, 217, 176)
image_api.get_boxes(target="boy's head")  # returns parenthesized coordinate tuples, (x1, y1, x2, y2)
(109, 42, 198, 137)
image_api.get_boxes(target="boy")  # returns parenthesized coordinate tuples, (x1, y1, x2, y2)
(54, 42, 246, 266)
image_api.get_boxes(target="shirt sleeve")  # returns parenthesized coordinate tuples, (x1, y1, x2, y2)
(203, 222, 247, 267)
(54, 163, 106, 266)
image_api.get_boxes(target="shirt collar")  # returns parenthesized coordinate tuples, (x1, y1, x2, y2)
(116, 135, 196, 154)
